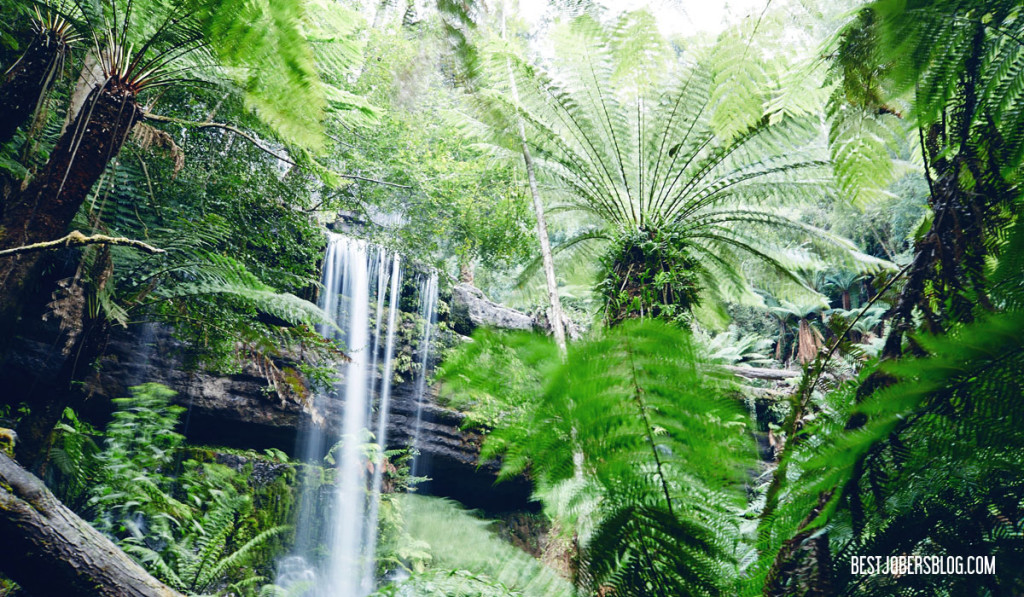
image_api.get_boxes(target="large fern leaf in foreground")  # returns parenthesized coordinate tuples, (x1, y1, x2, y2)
(753, 307, 1024, 596)
(442, 321, 754, 596)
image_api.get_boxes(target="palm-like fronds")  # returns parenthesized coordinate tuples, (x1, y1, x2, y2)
(69, 0, 333, 149)
(467, 12, 884, 317)
(442, 321, 754, 595)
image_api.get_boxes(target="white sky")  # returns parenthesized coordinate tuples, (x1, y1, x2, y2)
(518, 0, 778, 37)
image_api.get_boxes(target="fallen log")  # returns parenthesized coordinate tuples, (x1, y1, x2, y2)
(0, 452, 183, 597)
(725, 365, 801, 381)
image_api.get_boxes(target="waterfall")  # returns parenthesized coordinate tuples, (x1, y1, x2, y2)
(410, 272, 438, 478)
(360, 253, 401, 592)
(279, 233, 438, 597)
(326, 236, 372, 597)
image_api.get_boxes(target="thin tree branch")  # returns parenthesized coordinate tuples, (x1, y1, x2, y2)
(142, 113, 411, 189)
(0, 230, 165, 257)
(143, 111, 295, 162)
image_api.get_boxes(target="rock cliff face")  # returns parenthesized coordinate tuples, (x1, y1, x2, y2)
(1, 317, 533, 512)
(449, 283, 537, 335)
(448, 282, 581, 339)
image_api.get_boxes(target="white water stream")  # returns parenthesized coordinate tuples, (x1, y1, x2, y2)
(279, 233, 437, 597)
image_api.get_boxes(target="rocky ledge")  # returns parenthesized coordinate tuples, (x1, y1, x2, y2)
(1, 319, 532, 512)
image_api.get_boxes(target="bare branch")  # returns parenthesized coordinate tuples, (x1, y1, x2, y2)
(142, 113, 411, 189)
(0, 230, 165, 257)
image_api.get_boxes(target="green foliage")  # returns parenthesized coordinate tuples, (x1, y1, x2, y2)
(0, 0, 347, 393)
(47, 407, 101, 510)
(596, 228, 704, 325)
(190, 0, 330, 150)
(123, 488, 290, 595)
(753, 306, 1024, 595)
(372, 569, 522, 597)
(326, 25, 536, 283)
(436, 326, 558, 431)
(54, 99, 341, 377)
(827, 0, 1023, 330)
(87, 383, 189, 541)
(468, 11, 885, 321)
(62, 383, 298, 596)
(441, 321, 754, 595)
(824, 6, 912, 209)
(703, 325, 775, 368)
(373, 494, 572, 597)
(69, 0, 341, 148)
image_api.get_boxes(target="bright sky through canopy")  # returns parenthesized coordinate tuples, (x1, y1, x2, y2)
(518, 0, 777, 36)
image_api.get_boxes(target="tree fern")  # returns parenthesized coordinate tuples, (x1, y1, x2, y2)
(826, 0, 1024, 353)
(752, 300, 1024, 595)
(466, 11, 886, 321)
(442, 321, 755, 595)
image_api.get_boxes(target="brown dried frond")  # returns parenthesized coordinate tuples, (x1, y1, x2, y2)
(131, 122, 185, 176)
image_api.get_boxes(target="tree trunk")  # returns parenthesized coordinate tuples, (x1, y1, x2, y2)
(62, 50, 106, 136)
(520, 139, 566, 354)
(459, 259, 475, 284)
(841, 290, 851, 311)
(0, 27, 69, 146)
(499, 5, 566, 355)
(16, 305, 110, 467)
(797, 318, 821, 364)
(0, 79, 141, 349)
(775, 317, 786, 361)
(0, 452, 183, 597)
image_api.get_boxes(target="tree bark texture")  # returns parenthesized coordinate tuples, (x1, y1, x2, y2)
(0, 451, 183, 597)
(16, 307, 110, 467)
(498, 4, 567, 355)
(0, 80, 141, 347)
(0, 28, 68, 146)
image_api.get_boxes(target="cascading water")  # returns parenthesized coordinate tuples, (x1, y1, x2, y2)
(409, 272, 438, 478)
(279, 233, 437, 597)
(361, 253, 401, 592)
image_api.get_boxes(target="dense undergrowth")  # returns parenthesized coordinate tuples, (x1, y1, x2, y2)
(1, 0, 1023, 595)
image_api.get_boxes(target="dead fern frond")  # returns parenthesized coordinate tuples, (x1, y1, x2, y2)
(131, 123, 185, 176)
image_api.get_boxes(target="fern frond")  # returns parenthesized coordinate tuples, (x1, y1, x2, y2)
(443, 321, 754, 595)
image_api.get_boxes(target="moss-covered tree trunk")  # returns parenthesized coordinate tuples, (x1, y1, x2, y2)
(0, 27, 68, 146)
(15, 303, 110, 467)
(0, 80, 140, 349)
(0, 452, 183, 597)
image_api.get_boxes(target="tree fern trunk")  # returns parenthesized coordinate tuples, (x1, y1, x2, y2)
(0, 80, 141, 349)
(776, 317, 786, 361)
(16, 295, 110, 468)
(797, 319, 817, 364)
(0, 27, 68, 146)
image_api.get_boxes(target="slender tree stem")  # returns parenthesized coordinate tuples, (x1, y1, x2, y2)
(499, 3, 566, 355)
